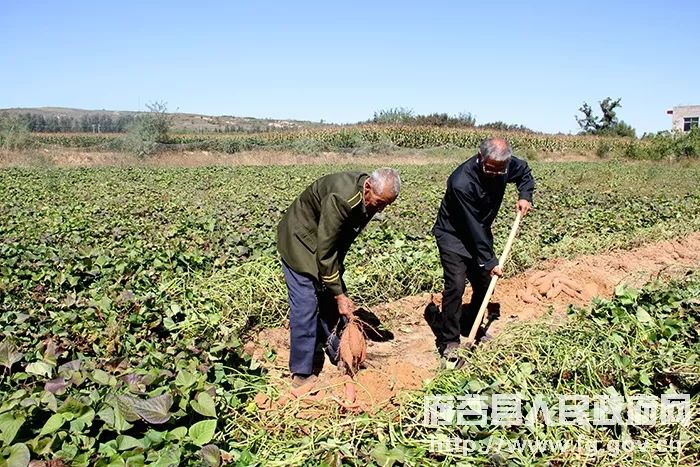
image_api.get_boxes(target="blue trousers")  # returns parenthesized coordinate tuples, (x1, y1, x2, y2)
(281, 261, 345, 376)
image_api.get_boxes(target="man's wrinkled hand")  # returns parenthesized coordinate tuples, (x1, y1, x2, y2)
(516, 199, 532, 216)
(490, 265, 503, 277)
(336, 294, 356, 317)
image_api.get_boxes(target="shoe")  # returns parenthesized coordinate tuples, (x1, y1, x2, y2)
(439, 341, 465, 370)
(291, 374, 318, 388)
(460, 326, 494, 342)
(440, 341, 460, 358)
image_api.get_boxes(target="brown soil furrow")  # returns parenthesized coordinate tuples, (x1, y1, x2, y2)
(251, 233, 700, 414)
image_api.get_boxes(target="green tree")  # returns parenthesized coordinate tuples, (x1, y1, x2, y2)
(119, 101, 172, 156)
(576, 97, 636, 137)
(0, 116, 32, 150)
(372, 107, 414, 124)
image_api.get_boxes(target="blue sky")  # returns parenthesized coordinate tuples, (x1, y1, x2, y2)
(1, 0, 698, 134)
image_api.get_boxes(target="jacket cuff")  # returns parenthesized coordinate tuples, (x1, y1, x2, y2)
(518, 192, 533, 203)
(325, 281, 344, 297)
(482, 257, 499, 271)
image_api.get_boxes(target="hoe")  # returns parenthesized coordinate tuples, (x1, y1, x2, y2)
(464, 211, 523, 349)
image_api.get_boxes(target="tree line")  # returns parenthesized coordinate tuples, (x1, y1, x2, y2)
(368, 107, 536, 133)
(2, 112, 139, 133)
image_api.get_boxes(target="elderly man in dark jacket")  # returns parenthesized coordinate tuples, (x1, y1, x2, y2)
(430, 138, 535, 360)
(277, 168, 401, 387)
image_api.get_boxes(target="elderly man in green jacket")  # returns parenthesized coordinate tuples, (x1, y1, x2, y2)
(277, 168, 401, 387)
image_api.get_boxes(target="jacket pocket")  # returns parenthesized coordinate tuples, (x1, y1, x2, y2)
(295, 226, 317, 253)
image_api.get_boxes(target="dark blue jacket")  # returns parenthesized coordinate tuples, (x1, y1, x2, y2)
(433, 155, 535, 271)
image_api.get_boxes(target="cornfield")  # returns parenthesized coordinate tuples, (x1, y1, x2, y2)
(13, 126, 646, 154)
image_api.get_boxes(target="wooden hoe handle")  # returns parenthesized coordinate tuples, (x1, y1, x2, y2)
(466, 211, 523, 345)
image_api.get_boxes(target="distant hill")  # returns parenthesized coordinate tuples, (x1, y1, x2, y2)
(0, 107, 329, 132)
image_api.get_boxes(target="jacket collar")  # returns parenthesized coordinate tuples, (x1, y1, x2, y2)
(351, 173, 369, 213)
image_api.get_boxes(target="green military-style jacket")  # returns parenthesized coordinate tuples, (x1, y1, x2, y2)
(277, 171, 372, 296)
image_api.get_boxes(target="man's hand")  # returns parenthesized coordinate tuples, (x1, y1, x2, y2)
(490, 265, 503, 277)
(335, 294, 356, 317)
(516, 199, 532, 216)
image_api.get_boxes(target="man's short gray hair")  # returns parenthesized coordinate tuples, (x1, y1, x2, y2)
(479, 138, 512, 162)
(369, 167, 401, 198)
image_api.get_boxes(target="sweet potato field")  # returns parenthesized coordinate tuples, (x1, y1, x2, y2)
(0, 162, 699, 465)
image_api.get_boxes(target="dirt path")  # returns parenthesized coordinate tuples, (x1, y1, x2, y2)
(249, 233, 700, 413)
(1, 147, 601, 168)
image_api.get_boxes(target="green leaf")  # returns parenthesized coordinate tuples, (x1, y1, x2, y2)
(116, 435, 143, 451)
(123, 453, 145, 466)
(57, 397, 86, 416)
(96, 295, 112, 311)
(614, 284, 626, 297)
(98, 406, 133, 433)
(167, 303, 181, 317)
(95, 255, 110, 268)
(39, 413, 65, 436)
(69, 408, 95, 433)
(144, 429, 165, 447)
(3, 443, 30, 467)
(188, 420, 217, 447)
(115, 396, 141, 422)
(0, 413, 25, 445)
(370, 442, 409, 466)
(102, 454, 126, 466)
(519, 362, 534, 376)
(0, 342, 23, 369)
(609, 333, 625, 345)
(149, 445, 181, 467)
(72, 452, 91, 467)
(635, 306, 654, 324)
(92, 369, 114, 386)
(55, 442, 79, 462)
(165, 426, 187, 441)
(162, 317, 177, 331)
(135, 394, 173, 425)
(174, 370, 197, 388)
(466, 379, 485, 393)
(166, 426, 187, 441)
(25, 361, 52, 378)
(40, 391, 58, 412)
(639, 371, 652, 386)
(190, 392, 217, 418)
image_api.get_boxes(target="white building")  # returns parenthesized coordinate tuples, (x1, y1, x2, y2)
(666, 105, 700, 131)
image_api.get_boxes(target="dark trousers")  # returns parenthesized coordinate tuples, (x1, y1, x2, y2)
(436, 245, 491, 345)
(281, 261, 345, 376)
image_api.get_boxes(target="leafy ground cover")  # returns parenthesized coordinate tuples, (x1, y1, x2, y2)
(0, 161, 699, 465)
(236, 275, 700, 465)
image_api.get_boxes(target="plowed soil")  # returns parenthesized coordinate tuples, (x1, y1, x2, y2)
(248, 233, 700, 414)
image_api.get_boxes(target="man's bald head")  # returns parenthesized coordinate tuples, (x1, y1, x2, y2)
(479, 137, 513, 162)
